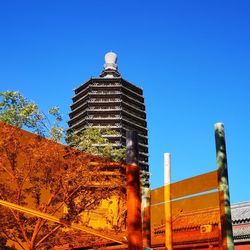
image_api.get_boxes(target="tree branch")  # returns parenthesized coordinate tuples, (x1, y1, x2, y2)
(10, 209, 31, 248)
(2, 229, 26, 250)
(35, 224, 61, 248)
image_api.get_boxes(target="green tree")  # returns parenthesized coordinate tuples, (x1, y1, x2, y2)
(0, 91, 125, 161)
(0, 91, 64, 142)
(0, 91, 127, 248)
(67, 128, 126, 162)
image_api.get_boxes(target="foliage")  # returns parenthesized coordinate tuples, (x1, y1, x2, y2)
(0, 91, 127, 248)
(67, 128, 126, 162)
(0, 123, 126, 249)
(0, 91, 125, 160)
(0, 91, 64, 142)
(140, 170, 150, 188)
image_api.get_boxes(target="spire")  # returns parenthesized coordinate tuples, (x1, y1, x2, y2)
(100, 51, 121, 78)
(104, 51, 118, 70)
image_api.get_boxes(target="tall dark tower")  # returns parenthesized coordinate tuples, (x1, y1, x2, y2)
(68, 52, 149, 173)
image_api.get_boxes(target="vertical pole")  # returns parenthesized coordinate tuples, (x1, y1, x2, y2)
(126, 130, 139, 166)
(214, 123, 234, 250)
(164, 153, 172, 250)
(142, 182, 151, 247)
(126, 131, 143, 250)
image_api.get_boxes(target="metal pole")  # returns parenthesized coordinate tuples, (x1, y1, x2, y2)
(164, 153, 172, 250)
(214, 123, 234, 250)
(126, 131, 143, 250)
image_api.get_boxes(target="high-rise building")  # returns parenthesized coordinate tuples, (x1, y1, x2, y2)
(68, 52, 149, 173)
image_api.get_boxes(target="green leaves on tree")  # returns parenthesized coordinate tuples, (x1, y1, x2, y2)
(67, 128, 126, 162)
(0, 91, 64, 142)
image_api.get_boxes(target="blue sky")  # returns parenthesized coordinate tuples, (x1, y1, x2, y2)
(0, 0, 250, 203)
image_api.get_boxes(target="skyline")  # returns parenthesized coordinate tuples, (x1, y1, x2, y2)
(1, 0, 250, 203)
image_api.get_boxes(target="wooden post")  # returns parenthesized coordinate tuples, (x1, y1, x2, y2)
(214, 123, 234, 250)
(126, 131, 143, 250)
(164, 153, 172, 250)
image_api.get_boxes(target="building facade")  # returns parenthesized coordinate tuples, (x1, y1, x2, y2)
(232, 201, 250, 249)
(68, 52, 149, 173)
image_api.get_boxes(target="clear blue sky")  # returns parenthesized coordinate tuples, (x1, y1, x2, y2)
(1, 0, 250, 203)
